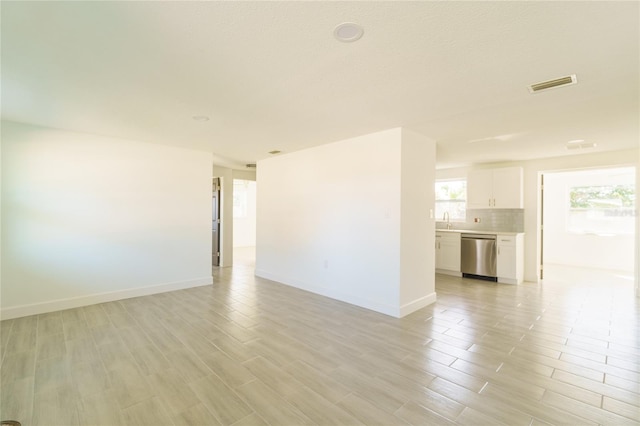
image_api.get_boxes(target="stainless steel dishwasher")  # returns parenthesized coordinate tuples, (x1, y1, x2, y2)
(461, 233, 497, 281)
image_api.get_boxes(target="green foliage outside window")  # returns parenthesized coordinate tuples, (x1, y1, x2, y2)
(567, 182, 635, 235)
(435, 180, 466, 221)
(570, 185, 635, 209)
(436, 181, 466, 201)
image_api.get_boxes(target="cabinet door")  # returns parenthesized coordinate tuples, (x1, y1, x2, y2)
(440, 240, 461, 272)
(493, 167, 523, 208)
(467, 170, 494, 209)
(497, 242, 516, 279)
(435, 235, 444, 269)
(436, 232, 461, 272)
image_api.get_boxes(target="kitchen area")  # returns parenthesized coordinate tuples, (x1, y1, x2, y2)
(435, 166, 525, 285)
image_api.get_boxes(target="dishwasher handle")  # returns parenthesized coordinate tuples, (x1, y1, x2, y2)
(461, 234, 496, 240)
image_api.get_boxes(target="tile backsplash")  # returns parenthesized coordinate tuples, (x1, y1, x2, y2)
(437, 209, 524, 233)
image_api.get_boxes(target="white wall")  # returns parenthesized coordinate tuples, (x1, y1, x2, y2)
(543, 169, 634, 272)
(437, 148, 638, 282)
(233, 169, 257, 181)
(400, 129, 436, 312)
(256, 128, 436, 317)
(1, 121, 213, 319)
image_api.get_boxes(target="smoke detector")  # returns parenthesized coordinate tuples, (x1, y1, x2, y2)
(529, 74, 577, 93)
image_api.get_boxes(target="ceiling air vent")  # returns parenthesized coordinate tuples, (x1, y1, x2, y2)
(529, 74, 577, 93)
(566, 141, 597, 150)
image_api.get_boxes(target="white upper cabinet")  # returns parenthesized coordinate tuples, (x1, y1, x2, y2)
(467, 167, 523, 209)
(466, 170, 493, 208)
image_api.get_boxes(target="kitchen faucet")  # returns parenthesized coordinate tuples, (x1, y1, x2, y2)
(443, 212, 452, 229)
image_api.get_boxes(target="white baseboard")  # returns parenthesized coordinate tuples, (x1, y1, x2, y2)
(398, 292, 437, 318)
(255, 269, 436, 319)
(255, 268, 402, 317)
(0, 276, 213, 320)
(435, 269, 462, 277)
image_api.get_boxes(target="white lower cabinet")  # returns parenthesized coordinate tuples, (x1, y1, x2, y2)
(435, 232, 461, 275)
(497, 233, 524, 284)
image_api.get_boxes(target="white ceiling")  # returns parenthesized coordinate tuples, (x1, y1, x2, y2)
(2, 1, 638, 169)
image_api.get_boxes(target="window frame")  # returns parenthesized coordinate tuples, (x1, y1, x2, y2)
(435, 178, 467, 222)
(566, 183, 636, 236)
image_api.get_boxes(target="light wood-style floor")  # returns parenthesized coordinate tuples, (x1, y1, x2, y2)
(1, 256, 639, 425)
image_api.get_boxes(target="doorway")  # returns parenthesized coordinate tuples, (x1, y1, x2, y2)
(540, 166, 636, 286)
(232, 179, 257, 268)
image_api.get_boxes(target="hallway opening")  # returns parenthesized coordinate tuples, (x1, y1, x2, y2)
(232, 179, 257, 269)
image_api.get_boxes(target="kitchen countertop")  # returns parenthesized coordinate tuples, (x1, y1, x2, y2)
(436, 229, 524, 236)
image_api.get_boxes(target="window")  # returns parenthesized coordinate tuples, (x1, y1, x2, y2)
(435, 179, 466, 221)
(567, 182, 636, 235)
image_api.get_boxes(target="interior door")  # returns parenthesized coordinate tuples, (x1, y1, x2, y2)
(212, 177, 221, 266)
